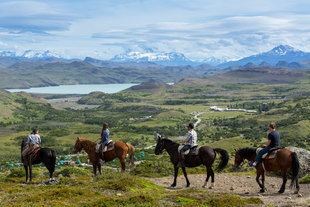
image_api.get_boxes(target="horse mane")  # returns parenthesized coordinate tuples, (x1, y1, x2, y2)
(77, 137, 96, 151)
(238, 147, 256, 158)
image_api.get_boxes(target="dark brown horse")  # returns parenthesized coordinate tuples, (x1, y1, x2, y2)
(155, 135, 229, 188)
(21, 139, 56, 182)
(234, 147, 300, 194)
(73, 137, 135, 176)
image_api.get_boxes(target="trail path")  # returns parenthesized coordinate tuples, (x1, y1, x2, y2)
(192, 111, 205, 128)
(146, 173, 310, 206)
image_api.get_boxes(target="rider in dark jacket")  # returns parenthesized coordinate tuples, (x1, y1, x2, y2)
(251, 122, 280, 167)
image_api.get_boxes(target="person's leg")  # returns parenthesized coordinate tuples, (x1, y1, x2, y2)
(178, 145, 190, 167)
(252, 147, 270, 167)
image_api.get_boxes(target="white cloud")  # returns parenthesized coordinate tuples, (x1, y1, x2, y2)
(1, 0, 310, 60)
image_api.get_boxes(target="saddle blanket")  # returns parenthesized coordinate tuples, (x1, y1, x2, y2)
(178, 145, 199, 155)
(30, 147, 40, 159)
(256, 147, 283, 159)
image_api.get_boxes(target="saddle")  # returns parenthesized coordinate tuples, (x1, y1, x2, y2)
(178, 145, 199, 156)
(256, 147, 283, 160)
(100, 140, 114, 153)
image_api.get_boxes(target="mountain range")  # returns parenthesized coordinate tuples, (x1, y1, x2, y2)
(1, 45, 310, 69)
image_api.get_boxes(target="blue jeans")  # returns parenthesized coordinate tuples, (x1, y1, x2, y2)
(255, 146, 271, 163)
(180, 145, 191, 154)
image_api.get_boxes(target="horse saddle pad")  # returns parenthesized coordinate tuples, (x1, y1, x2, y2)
(31, 147, 41, 158)
(178, 145, 199, 156)
(256, 147, 283, 160)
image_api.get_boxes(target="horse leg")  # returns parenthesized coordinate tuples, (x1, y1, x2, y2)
(209, 167, 215, 189)
(24, 165, 28, 182)
(295, 178, 300, 194)
(181, 167, 190, 187)
(93, 163, 97, 176)
(29, 164, 33, 182)
(120, 158, 126, 172)
(256, 170, 265, 192)
(98, 163, 102, 175)
(202, 166, 211, 188)
(171, 165, 178, 187)
(261, 170, 267, 192)
(278, 170, 287, 194)
(46, 163, 55, 180)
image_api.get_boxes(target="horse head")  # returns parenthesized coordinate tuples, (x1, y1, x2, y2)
(155, 134, 164, 155)
(234, 148, 244, 167)
(73, 137, 83, 153)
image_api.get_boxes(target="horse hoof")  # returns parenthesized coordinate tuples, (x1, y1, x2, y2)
(209, 186, 213, 189)
(260, 189, 265, 193)
(171, 184, 176, 187)
(202, 185, 206, 188)
(278, 190, 284, 194)
(186, 184, 190, 188)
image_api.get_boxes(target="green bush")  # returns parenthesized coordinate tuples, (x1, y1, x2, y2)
(132, 161, 173, 177)
(56, 167, 91, 177)
(7, 167, 40, 178)
(299, 174, 310, 184)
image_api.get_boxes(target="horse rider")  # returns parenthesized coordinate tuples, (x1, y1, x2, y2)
(177, 123, 198, 167)
(251, 122, 280, 167)
(98, 123, 110, 161)
(22, 129, 41, 163)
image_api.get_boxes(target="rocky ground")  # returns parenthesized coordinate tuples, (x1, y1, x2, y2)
(147, 173, 310, 206)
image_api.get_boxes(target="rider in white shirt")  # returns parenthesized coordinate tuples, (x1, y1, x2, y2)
(22, 129, 41, 162)
(177, 123, 197, 167)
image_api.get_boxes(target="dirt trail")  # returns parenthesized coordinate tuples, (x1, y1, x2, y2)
(146, 173, 310, 206)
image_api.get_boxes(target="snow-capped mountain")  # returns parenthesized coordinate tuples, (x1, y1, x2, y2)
(110, 50, 197, 66)
(0, 51, 16, 57)
(202, 56, 229, 66)
(219, 45, 310, 67)
(21, 50, 61, 59)
(0, 49, 61, 59)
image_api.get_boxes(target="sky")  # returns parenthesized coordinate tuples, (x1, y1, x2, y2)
(0, 0, 310, 61)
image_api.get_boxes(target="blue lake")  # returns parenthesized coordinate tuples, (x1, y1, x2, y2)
(6, 83, 138, 94)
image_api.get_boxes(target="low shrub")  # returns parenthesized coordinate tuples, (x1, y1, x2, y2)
(299, 174, 310, 184)
(56, 166, 91, 177)
(7, 167, 40, 178)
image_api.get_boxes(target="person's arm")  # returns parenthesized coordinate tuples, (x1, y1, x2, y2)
(263, 139, 271, 147)
(263, 134, 272, 147)
(185, 131, 192, 143)
(38, 135, 41, 144)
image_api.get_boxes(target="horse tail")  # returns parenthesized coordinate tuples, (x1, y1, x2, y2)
(214, 148, 229, 171)
(125, 143, 135, 165)
(290, 152, 300, 189)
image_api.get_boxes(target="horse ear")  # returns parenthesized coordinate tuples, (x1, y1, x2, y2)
(234, 148, 237, 152)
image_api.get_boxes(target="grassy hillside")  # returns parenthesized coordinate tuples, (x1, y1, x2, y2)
(1, 62, 188, 89)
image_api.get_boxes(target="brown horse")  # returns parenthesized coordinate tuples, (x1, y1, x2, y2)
(73, 137, 135, 176)
(234, 147, 300, 194)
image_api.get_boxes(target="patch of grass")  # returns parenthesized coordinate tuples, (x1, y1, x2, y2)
(56, 166, 91, 177)
(299, 174, 310, 184)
